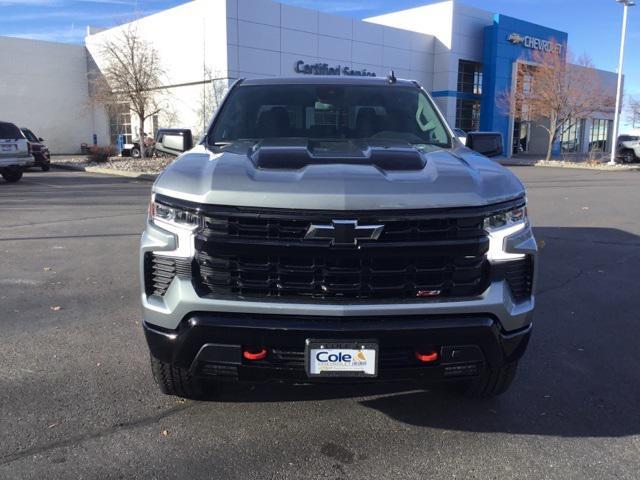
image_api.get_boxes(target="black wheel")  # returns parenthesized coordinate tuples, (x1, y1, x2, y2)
(150, 355, 206, 399)
(460, 361, 518, 398)
(131, 147, 141, 158)
(622, 151, 636, 164)
(1, 169, 23, 183)
(41, 164, 50, 172)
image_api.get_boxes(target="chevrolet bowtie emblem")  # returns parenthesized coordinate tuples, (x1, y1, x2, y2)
(304, 220, 384, 246)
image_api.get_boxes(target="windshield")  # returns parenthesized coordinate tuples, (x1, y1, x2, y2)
(21, 128, 38, 142)
(209, 84, 451, 147)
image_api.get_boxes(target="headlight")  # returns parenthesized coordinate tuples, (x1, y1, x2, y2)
(148, 196, 201, 229)
(484, 205, 528, 261)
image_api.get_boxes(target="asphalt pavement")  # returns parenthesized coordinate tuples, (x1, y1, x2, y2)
(1, 167, 639, 479)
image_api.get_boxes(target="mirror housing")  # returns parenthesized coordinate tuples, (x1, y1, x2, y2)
(38, 137, 44, 141)
(465, 132, 503, 158)
(154, 128, 193, 156)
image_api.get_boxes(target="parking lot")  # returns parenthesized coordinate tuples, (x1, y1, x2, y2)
(1, 167, 640, 479)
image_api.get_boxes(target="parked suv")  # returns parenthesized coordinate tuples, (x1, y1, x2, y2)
(616, 135, 640, 163)
(20, 128, 51, 171)
(0, 121, 33, 183)
(140, 77, 537, 399)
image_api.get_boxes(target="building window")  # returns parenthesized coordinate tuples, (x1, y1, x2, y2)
(560, 120, 583, 153)
(589, 118, 611, 152)
(457, 60, 483, 95)
(455, 99, 481, 132)
(108, 103, 132, 145)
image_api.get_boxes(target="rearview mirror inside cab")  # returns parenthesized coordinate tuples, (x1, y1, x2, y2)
(465, 132, 503, 158)
(154, 129, 193, 156)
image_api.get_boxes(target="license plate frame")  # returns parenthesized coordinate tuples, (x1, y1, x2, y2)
(305, 339, 378, 378)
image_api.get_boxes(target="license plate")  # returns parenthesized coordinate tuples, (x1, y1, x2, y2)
(305, 339, 378, 377)
(1, 145, 13, 152)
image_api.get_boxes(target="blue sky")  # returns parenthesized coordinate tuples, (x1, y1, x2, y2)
(1, 0, 638, 125)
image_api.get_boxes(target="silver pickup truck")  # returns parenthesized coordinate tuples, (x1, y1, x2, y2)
(0, 121, 33, 183)
(140, 76, 537, 399)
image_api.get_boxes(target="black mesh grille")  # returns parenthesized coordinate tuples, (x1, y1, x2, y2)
(195, 249, 488, 300)
(504, 257, 534, 301)
(145, 254, 192, 296)
(191, 206, 494, 301)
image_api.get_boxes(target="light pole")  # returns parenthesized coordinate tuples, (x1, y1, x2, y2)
(609, 0, 635, 165)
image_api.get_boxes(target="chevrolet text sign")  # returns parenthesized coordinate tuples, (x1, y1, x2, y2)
(507, 33, 563, 54)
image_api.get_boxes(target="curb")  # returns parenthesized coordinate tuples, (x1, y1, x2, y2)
(532, 163, 640, 172)
(498, 161, 640, 171)
(52, 163, 158, 181)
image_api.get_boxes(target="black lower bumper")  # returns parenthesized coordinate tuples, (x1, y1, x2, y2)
(144, 313, 531, 383)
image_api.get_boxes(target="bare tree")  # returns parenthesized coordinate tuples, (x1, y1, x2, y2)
(499, 48, 615, 160)
(626, 96, 640, 129)
(90, 26, 166, 159)
(193, 68, 229, 140)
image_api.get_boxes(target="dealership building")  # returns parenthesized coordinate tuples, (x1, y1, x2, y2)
(0, 0, 618, 156)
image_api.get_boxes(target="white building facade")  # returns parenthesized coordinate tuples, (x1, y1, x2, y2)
(0, 0, 619, 157)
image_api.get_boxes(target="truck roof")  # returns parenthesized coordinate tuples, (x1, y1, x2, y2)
(239, 76, 419, 87)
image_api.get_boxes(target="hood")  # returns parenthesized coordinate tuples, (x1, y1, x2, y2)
(153, 141, 525, 210)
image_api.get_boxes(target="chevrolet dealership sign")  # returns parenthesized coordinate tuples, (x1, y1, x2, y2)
(507, 33, 563, 54)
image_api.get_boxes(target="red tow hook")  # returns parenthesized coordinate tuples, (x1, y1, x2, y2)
(415, 350, 439, 363)
(242, 347, 268, 361)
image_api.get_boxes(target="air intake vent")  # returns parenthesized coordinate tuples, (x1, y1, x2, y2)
(251, 141, 426, 171)
(504, 257, 534, 302)
(144, 254, 193, 296)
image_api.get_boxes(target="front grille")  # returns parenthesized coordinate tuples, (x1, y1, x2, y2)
(202, 212, 485, 242)
(195, 249, 488, 299)
(187, 205, 499, 301)
(144, 254, 192, 296)
(504, 256, 534, 302)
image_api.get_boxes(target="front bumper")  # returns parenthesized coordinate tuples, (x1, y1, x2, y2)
(32, 151, 50, 165)
(144, 313, 531, 383)
(140, 222, 536, 332)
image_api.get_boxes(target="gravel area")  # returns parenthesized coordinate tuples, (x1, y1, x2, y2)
(533, 159, 640, 170)
(51, 155, 173, 174)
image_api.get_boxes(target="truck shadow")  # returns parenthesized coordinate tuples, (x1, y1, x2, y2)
(213, 226, 640, 438)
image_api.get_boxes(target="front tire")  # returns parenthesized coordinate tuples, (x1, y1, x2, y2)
(2, 169, 23, 183)
(622, 150, 636, 164)
(131, 147, 141, 158)
(461, 361, 518, 398)
(150, 355, 206, 399)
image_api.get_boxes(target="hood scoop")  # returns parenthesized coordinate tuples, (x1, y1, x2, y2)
(250, 139, 426, 171)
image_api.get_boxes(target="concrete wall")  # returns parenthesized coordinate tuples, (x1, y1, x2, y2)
(227, 0, 435, 90)
(366, 1, 483, 126)
(0, 36, 106, 154)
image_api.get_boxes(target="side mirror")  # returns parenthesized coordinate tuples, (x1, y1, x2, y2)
(465, 132, 503, 158)
(154, 129, 193, 156)
(38, 137, 44, 141)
